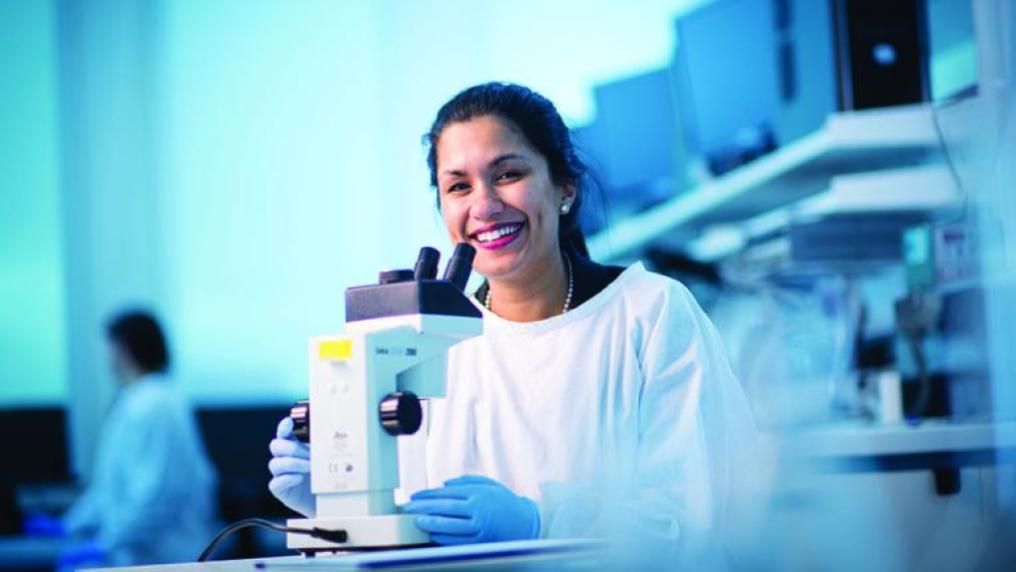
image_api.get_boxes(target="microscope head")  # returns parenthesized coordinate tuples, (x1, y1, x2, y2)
(345, 244, 481, 323)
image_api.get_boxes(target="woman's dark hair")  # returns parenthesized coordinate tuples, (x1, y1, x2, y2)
(425, 82, 593, 258)
(106, 310, 170, 374)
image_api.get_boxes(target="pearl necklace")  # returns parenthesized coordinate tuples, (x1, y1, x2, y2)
(485, 254, 574, 315)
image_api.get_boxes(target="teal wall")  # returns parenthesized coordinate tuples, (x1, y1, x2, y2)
(0, 0, 709, 409)
(151, 0, 710, 403)
(0, 0, 66, 404)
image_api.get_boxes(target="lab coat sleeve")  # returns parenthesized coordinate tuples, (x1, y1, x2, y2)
(95, 403, 197, 553)
(63, 487, 100, 536)
(538, 281, 760, 559)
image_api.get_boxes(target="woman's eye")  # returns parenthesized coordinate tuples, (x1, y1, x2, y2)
(497, 170, 522, 182)
(446, 182, 470, 194)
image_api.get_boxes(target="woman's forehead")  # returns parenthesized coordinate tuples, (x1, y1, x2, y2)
(436, 116, 539, 172)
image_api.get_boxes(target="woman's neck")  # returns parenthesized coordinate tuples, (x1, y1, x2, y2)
(487, 251, 568, 322)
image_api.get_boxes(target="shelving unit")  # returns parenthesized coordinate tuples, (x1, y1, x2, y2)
(588, 102, 950, 262)
(785, 419, 1016, 462)
(687, 163, 962, 261)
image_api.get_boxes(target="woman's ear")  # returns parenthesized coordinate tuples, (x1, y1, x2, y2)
(559, 185, 577, 215)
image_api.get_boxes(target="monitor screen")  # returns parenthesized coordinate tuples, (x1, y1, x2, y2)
(672, 0, 780, 156)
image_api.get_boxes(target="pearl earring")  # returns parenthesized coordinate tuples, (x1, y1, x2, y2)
(561, 201, 571, 214)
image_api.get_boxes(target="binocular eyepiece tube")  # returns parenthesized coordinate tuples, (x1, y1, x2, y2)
(441, 243, 476, 292)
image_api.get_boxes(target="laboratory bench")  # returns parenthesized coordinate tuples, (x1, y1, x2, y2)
(68, 421, 1016, 571)
(86, 539, 604, 571)
(780, 418, 1016, 479)
(760, 419, 1016, 570)
(0, 536, 63, 571)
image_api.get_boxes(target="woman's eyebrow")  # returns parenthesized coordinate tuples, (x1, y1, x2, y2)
(489, 153, 525, 167)
(439, 168, 467, 178)
(439, 153, 527, 178)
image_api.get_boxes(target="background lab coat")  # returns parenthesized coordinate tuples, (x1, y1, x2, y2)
(400, 262, 763, 558)
(63, 373, 217, 566)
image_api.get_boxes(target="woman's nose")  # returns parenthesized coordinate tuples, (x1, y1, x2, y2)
(470, 183, 504, 220)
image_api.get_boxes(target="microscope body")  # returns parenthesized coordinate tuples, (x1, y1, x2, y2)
(286, 246, 482, 553)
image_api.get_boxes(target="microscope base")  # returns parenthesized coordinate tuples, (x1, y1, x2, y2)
(285, 514, 430, 552)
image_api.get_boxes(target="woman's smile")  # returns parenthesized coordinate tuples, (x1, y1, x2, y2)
(470, 221, 527, 250)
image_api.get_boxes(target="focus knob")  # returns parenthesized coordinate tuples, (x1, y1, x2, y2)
(290, 399, 310, 443)
(378, 391, 422, 436)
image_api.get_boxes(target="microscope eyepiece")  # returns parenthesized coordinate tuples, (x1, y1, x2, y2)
(442, 243, 476, 292)
(413, 247, 440, 280)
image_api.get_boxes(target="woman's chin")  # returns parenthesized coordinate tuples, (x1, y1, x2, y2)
(474, 244, 528, 279)
(476, 259, 522, 283)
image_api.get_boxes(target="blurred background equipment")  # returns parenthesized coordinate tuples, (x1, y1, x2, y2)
(196, 406, 295, 559)
(671, 0, 781, 176)
(833, 0, 931, 110)
(577, 67, 691, 222)
(895, 221, 987, 421)
(0, 408, 71, 536)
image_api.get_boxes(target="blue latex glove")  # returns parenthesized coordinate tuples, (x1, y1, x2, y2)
(268, 417, 315, 517)
(23, 512, 66, 537)
(58, 540, 106, 568)
(403, 475, 540, 545)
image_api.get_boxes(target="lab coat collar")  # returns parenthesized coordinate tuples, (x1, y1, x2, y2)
(474, 262, 647, 335)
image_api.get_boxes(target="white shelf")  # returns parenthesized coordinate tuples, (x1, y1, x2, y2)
(798, 163, 960, 217)
(783, 419, 1016, 459)
(688, 163, 961, 261)
(589, 103, 947, 262)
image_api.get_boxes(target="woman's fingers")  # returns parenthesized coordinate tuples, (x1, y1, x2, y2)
(415, 515, 480, 536)
(411, 484, 490, 501)
(270, 437, 309, 459)
(403, 498, 472, 518)
(269, 456, 310, 477)
(276, 417, 294, 439)
(268, 473, 304, 495)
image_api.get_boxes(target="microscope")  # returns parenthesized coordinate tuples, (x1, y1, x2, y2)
(285, 244, 483, 553)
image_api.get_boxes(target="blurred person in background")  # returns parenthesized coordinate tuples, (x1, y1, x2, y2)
(25, 310, 217, 569)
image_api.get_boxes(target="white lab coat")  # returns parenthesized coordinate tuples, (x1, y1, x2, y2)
(64, 374, 217, 566)
(401, 263, 762, 561)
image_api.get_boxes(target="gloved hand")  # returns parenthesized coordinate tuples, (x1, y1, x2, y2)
(57, 540, 106, 569)
(403, 475, 540, 545)
(23, 512, 66, 537)
(268, 417, 315, 517)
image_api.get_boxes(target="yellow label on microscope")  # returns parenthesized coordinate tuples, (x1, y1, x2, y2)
(319, 339, 353, 361)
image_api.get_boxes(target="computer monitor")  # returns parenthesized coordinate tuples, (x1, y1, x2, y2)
(672, 0, 781, 173)
(0, 407, 71, 533)
(195, 405, 292, 517)
(577, 67, 692, 220)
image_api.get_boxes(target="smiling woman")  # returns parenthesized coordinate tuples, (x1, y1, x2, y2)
(267, 82, 761, 564)
(425, 84, 596, 323)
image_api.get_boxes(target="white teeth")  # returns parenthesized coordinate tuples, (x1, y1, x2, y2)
(475, 224, 521, 243)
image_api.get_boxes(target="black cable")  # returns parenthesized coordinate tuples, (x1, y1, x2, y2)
(931, 102, 964, 199)
(904, 332, 933, 418)
(197, 517, 348, 562)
